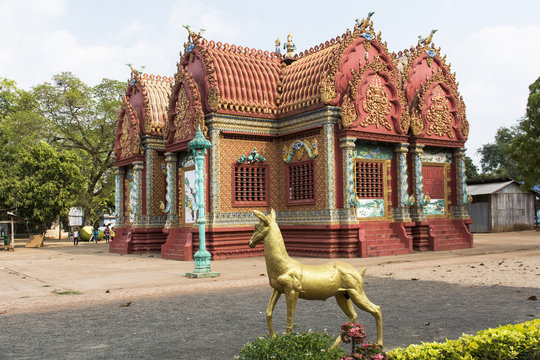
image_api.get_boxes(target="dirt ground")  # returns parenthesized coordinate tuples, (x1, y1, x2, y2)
(1, 230, 539, 315)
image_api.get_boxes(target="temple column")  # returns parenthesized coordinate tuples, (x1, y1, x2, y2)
(409, 144, 427, 222)
(340, 137, 357, 221)
(324, 123, 336, 211)
(208, 129, 220, 224)
(132, 161, 145, 227)
(452, 148, 470, 219)
(393, 143, 411, 222)
(114, 167, 125, 226)
(145, 147, 155, 219)
(164, 153, 179, 228)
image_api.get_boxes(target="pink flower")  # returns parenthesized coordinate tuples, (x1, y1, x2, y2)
(373, 354, 385, 359)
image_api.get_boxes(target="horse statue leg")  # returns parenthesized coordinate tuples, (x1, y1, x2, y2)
(348, 289, 383, 346)
(266, 289, 281, 337)
(331, 293, 359, 348)
(284, 290, 300, 334)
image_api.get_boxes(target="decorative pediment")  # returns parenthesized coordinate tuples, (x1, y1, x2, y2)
(165, 68, 206, 146)
(339, 56, 407, 135)
(330, 21, 396, 102)
(125, 71, 172, 137)
(180, 41, 228, 114)
(409, 69, 468, 141)
(402, 44, 468, 142)
(115, 98, 143, 160)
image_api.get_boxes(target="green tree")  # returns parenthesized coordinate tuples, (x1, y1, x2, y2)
(0, 78, 47, 209)
(477, 126, 520, 178)
(11, 142, 83, 233)
(464, 155, 480, 181)
(508, 76, 540, 189)
(33, 73, 125, 224)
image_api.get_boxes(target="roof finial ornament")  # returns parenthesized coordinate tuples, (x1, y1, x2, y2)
(418, 29, 437, 46)
(126, 63, 145, 74)
(126, 64, 146, 84)
(274, 35, 281, 54)
(183, 24, 206, 45)
(355, 11, 375, 33)
(284, 32, 296, 57)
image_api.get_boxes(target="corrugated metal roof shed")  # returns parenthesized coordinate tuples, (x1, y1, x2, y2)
(467, 180, 515, 196)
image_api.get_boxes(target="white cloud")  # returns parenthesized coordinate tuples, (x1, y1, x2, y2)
(168, 0, 243, 44)
(116, 20, 144, 40)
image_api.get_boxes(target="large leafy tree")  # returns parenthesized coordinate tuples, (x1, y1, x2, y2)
(508, 76, 540, 189)
(0, 79, 48, 209)
(477, 126, 520, 179)
(464, 155, 480, 181)
(33, 73, 125, 224)
(12, 142, 83, 233)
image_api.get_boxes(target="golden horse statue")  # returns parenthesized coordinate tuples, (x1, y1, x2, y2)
(248, 209, 383, 347)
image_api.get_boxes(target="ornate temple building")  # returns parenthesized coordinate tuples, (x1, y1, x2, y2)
(112, 17, 473, 260)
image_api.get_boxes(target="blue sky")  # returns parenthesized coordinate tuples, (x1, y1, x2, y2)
(1, 0, 539, 166)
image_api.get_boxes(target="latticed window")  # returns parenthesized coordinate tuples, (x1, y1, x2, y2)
(233, 164, 268, 206)
(355, 161, 383, 198)
(287, 161, 315, 204)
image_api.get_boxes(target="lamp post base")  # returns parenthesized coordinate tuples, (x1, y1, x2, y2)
(185, 249, 220, 278)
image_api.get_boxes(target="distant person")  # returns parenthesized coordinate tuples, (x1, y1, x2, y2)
(104, 225, 111, 244)
(92, 225, 99, 243)
(73, 228, 79, 246)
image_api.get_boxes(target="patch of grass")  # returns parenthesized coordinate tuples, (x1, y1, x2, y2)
(42, 285, 51, 287)
(51, 289, 82, 295)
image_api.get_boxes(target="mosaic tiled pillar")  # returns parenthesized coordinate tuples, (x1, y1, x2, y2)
(132, 161, 144, 227)
(145, 147, 155, 218)
(409, 144, 427, 222)
(393, 143, 411, 222)
(324, 123, 336, 211)
(164, 152, 179, 228)
(114, 167, 125, 226)
(209, 129, 220, 224)
(340, 137, 357, 220)
(452, 148, 470, 219)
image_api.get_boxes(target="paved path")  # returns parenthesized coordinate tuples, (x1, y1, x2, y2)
(0, 231, 539, 359)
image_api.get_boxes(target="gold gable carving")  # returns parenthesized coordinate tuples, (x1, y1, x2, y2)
(118, 101, 142, 159)
(319, 76, 337, 104)
(360, 74, 392, 130)
(174, 87, 193, 141)
(426, 85, 454, 138)
(340, 95, 357, 128)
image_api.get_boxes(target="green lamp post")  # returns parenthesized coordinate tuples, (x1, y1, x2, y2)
(186, 126, 219, 278)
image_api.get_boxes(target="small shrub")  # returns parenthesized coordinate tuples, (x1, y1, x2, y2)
(388, 319, 540, 360)
(236, 332, 346, 360)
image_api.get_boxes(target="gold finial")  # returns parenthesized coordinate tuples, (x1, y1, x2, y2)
(183, 24, 205, 44)
(274, 35, 281, 54)
(355, 11, 375, 32)
(418, 29, 437, 46)
(283, 32, 296, 57)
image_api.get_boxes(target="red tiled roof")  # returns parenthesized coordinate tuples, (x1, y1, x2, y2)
(280, 44, 336, 114)
(199, 40, 282, 115)
(134, 73, 174, 134)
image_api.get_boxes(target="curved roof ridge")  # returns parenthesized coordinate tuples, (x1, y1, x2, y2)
(200, 38, 281, 61)
(296, 28, 353, 59)
(135, 72, 173, 135)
